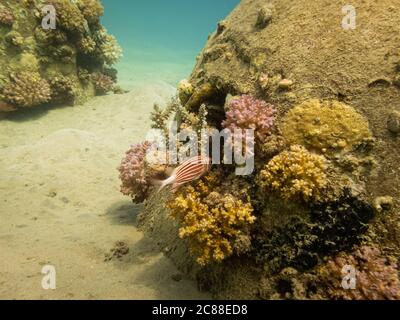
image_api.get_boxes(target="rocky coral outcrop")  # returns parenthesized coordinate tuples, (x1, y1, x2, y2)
(0, 0, 122, 112)
(2, 72, 51, 108)
(132, 0, 400, 300)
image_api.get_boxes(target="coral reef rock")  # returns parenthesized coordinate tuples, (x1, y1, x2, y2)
(134, 0, 400, 300)
(0, 0, 122, 112)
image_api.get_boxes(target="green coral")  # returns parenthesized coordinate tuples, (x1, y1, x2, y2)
(282, 99, 372, 156)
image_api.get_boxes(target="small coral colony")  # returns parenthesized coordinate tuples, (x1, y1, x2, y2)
(119, 76, 400, 298)
(0, 0, 122, 112)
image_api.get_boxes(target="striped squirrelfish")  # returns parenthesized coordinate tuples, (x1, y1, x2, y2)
(155, 156, 211, 193)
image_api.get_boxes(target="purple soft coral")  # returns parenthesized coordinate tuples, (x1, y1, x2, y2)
(118, 141, 152, 203)
(222, 95, 276, 142)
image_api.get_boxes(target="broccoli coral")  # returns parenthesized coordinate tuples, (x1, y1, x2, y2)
(168, 172, 256, 266)
(258, 145, 328, 202)
(318, 246, 400, 300)
(118, 141, 153, 204)
(0, 5, 14, 26)
(282, 99, 372, 156)
(2, 72, 51, 108)
(222, 95, 276, 142)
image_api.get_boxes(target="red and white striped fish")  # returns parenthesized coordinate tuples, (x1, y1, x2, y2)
(155, 156, 211, 193)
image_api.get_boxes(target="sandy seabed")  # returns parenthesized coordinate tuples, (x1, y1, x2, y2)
(0, 82, 209, 300)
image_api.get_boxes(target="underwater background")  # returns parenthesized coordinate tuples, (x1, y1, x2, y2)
(101, 0, 239, 89)
(1, 0, 400, 300)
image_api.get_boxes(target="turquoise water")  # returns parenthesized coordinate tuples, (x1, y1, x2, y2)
(101, 0, 239, 89)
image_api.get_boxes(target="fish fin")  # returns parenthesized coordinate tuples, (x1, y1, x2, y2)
(171, 183, 181, 193)
(153, 174, 176, 192)
(165, 166, 175, 176)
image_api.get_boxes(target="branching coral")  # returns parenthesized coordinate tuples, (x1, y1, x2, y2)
(91, 72, 114, 95)
(258, 145, 328, 202)
(282, 99, 372, 155)
(93, 27, 123, 66)
(318, 246, 400, 300)
(0, 5, 14, 26)
(52, 0, 86, 33)
(0, 0, 121, 112)
(77, 0, 104, 24)
(1, 72, 51, 108)
(150, 100, 179, 138)
(222, 95, 276, 142)
(78, 37, 96, 54)
(4, 31, 24, 47)
(118, 141, 153, 204)
(35, 28, 68, 46)
(168, 172, 256, 266)
(49, 75, 77, 104)
(77, 68, 91, 84)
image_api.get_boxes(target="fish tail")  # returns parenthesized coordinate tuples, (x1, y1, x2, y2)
(151, 174, 176, 192)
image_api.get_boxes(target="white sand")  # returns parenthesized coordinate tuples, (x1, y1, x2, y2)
(0, 83, 209, 300)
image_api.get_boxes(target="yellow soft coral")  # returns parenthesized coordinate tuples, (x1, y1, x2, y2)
(258, 145, 328, 202)
(168, 172, 255, 266)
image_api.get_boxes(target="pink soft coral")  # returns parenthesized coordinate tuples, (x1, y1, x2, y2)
(118, 141, 152, 203)
(222, 95, 276, 142)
